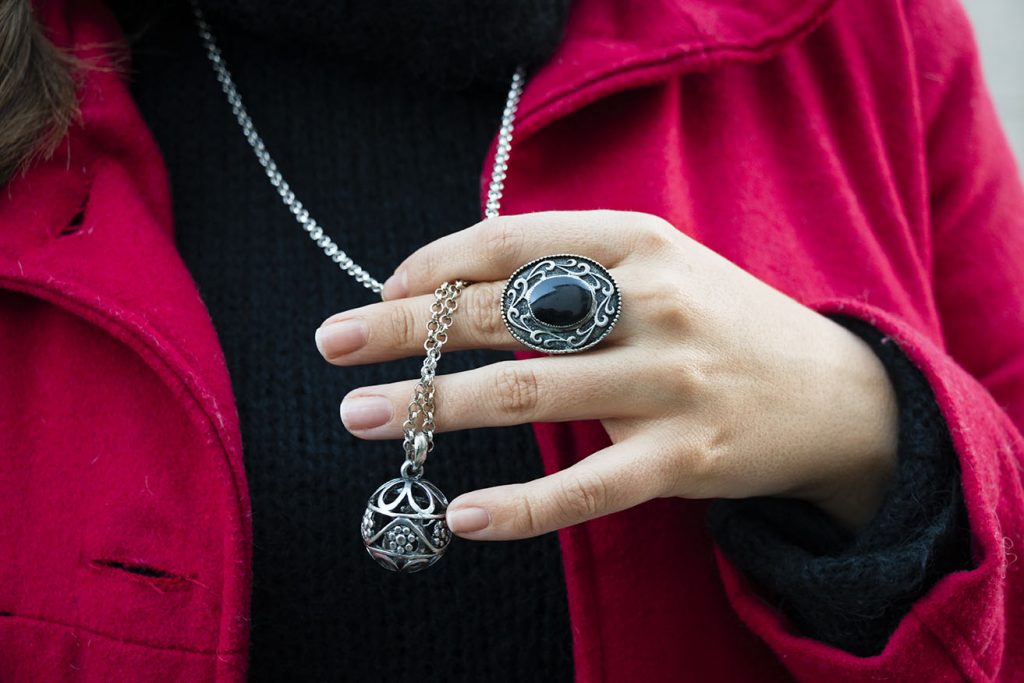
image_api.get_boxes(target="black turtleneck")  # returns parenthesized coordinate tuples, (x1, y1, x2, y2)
(105, 0, 969, 677)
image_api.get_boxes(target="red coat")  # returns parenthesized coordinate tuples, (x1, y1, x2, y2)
(2, 0, 1023, 680)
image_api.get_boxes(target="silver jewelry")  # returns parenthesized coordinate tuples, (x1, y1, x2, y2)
(502, 254, 621, 354)
(190, 0, 525, 295)
(190, 2, 527, 572)
(362, 281, 466, 572)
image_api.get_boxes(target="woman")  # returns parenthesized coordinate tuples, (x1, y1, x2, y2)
(1, 0, 1021, 680)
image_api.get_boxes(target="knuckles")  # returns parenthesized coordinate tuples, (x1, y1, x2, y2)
(504, 470, 609, 538)
(482, 217, 526, 265)
(385, 303, 420, 348)
(491, 362, 541, 419)
(507, 492, 541, 538)
(463, 284, 508, 341)
(657, 352, 711, 397)
(555, 470, 608, 522)
(672, 423, 732, 499)
(628, 270, 694, 332)
(628, 213, 680, 256)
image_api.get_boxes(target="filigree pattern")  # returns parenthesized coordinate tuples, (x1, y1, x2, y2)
(362, 477, 451, 573)
(502, 255, 621, 353)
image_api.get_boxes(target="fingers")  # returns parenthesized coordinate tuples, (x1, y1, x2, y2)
(382, 210, 679, 300)
(444, 436, 671, 540)
(338, 354, 651, 437)
(319, 208, 687, 361)
(318, 271, 633, 365)
(316, 281, 516, 364)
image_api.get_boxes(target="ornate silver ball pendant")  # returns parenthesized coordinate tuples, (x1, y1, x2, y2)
(502, 254, 621, 354)
(362, 475, 452, 573)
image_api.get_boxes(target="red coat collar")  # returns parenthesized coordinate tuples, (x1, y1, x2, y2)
(517, 0, 838, 134)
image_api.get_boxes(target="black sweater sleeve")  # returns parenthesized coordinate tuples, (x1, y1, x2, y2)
(706, 316, 972, 657)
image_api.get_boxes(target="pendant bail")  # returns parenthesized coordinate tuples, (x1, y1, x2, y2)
(412, 431, 430, 467)
(401, 431, 430, 479)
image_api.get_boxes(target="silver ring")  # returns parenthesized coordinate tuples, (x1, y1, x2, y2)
(500, 254, 621, 354)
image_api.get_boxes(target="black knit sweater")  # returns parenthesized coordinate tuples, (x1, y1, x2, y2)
(107, 0, 970, 678)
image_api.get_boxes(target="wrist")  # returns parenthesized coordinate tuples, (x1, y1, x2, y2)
(796, 321, 900, 532)
(811, 449, 896, 532)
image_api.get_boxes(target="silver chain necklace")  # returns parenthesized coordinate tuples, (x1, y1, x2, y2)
(190, 0, 525, 295)
(190, 1, 527, 572)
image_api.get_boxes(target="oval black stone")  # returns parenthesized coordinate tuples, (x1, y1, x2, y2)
(528, 276, 594, 328)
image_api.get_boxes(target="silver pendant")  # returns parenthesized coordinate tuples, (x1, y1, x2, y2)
(361, 434, 452, 572)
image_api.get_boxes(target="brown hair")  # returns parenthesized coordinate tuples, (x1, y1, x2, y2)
(0, 0, 79, 185)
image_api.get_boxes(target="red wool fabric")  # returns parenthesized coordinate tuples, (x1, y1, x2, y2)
(2, 0, 1022, 680)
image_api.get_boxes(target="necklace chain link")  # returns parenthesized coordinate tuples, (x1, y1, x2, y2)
(190, 1, 525, 469)
(190, 0, 524, 295)
(401, 280, 466, 472)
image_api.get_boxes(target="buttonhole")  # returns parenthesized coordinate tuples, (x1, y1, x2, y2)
(89, 558, 196, 593)
(57, 195, 88, 237)
(90, 559, 178, 579)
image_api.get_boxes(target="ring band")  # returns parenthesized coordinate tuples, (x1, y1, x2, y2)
(500, 254, 621, 354)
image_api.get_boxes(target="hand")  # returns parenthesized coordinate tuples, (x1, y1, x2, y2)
(315, 211, 899, 537)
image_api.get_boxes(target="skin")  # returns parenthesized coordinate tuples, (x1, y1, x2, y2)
(315, 210, 899, 538)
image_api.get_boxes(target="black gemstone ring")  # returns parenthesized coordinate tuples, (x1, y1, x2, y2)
(500, 254, 621, 354)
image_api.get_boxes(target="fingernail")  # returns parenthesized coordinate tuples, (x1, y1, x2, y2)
(316, 319, 367, 358)
(447, 507, 490, 533)
(340, 396, 393, 431)
(382, 269, 407, 300)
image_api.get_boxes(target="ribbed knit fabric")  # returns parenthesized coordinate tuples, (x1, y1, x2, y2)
(106, 0, 968, 677)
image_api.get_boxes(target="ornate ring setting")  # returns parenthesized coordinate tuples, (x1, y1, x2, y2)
(500, 254, 621, 354)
